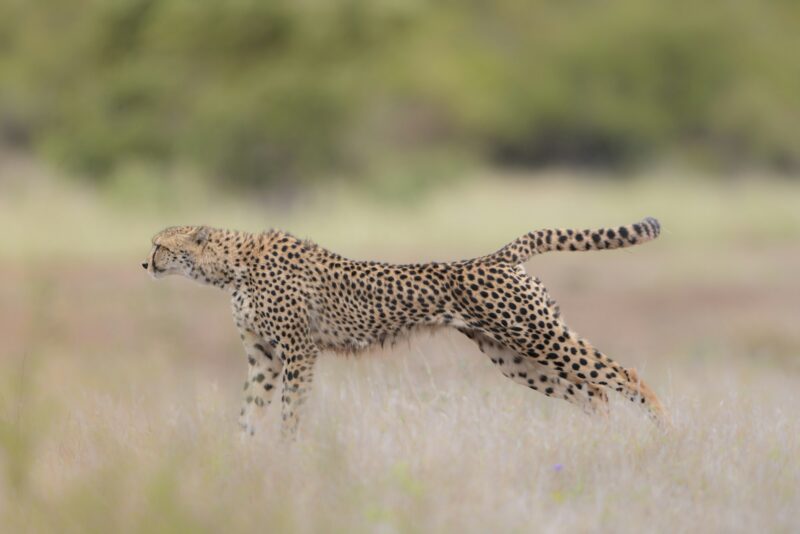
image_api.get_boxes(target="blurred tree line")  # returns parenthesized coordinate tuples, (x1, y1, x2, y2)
(0, 0, 798, 189)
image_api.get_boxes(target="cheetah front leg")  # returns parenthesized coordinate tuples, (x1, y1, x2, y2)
(279, 341, 320, 439)
(238, 329, 283, 437)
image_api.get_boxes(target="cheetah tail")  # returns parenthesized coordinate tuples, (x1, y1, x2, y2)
(485, 217, 661, 265)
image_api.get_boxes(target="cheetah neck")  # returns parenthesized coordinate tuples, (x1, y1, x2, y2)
(188, 228, 264, 291)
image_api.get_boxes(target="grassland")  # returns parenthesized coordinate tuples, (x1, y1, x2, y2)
(1, 159, 799, 533)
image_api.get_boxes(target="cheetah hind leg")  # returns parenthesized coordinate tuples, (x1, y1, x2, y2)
(458, 328, 609, 417)
(476, 268, 669, 427)
(543, 327, 671, 427)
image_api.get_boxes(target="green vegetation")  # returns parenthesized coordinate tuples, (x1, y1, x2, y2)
(1, 0, 799, 189)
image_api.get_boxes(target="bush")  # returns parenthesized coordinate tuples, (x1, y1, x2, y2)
(0, 0, 798, 188)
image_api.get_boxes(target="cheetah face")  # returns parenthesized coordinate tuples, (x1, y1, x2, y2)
(142, 226, 209, 279)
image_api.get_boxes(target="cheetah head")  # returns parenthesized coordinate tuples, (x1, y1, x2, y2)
(142, 225, 211, 279)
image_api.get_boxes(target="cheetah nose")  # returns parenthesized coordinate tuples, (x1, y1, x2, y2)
(141, 262, 148, 270)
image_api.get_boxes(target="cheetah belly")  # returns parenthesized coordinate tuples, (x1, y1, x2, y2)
(307, 304, 464, 354)
(307, 308, 376, 352)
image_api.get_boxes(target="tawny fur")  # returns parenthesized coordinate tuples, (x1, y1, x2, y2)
(143, 217, 668, 436)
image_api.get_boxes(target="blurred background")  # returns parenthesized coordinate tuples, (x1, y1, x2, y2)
(2, 0, 800, 192)
(1, 1, 799, 532)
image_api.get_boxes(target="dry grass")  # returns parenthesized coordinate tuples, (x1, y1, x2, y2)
(1, 164, 799, 533)
(7, 339, 800, 534)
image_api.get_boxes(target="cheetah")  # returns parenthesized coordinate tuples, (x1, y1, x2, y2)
(143, 217, 668, 436)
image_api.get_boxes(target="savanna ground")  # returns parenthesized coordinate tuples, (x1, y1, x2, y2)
(1, 159, 799, 533)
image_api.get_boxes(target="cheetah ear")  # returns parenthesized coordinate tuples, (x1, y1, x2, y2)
(190, 226, 210, 247)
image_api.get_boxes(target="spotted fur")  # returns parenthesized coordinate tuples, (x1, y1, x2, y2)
(143, 217, 668, 436)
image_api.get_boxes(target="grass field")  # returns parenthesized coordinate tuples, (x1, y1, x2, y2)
(1, 159, 799, 533)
